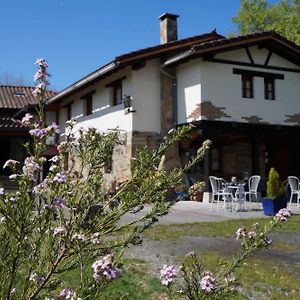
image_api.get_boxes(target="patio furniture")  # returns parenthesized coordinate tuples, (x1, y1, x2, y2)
(230, 183, 246, 211)
(209, 176, 232, 210)
(287, 176, 300, 208)
(245, 175, 261, 206)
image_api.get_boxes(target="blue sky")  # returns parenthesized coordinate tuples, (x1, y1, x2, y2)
(0, 0, 257, 91)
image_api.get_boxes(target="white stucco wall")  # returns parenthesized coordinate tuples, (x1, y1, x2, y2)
(58, 59, 163, 136)
(58, 66, 133, 136)
(131, 59, 161, 133)
(177, 61, 201, 125)
(177, 47, 300, 126)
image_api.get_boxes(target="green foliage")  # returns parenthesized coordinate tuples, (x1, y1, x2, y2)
(233, 0, 300, 45)
(266, 167, 285, 199)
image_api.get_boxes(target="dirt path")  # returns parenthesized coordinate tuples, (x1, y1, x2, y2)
(124, 232, 300, 273)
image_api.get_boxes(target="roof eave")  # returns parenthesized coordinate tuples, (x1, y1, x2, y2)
(164, 32, 300, 67)
(46, 61, 118, 105)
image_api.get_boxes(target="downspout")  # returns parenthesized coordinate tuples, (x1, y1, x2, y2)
(159, 67, 178, 128)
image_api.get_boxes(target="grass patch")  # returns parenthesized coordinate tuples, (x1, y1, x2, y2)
(144, 215, 300, 240)
(100, 264, 165, 300)
(272, 241, 300, 251)
(193, 250, 300, 300)
(53, 258, 165, 300)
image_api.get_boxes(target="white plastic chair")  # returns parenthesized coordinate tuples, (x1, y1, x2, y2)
(209, 176, 232, 210)
(245, 175, 261, 207)
(232, 184, 246, 211)
(288, 176, 300, 209)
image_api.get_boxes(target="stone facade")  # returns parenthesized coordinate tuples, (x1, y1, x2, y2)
(188, 101, 231, 121)
(241, 115, 268, 124)
(103, 131, 162, 189)
(285, 113, 300, 125)
(160, 68, 176, 135)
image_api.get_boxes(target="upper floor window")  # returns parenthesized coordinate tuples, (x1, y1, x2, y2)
(264, 78, 275, 100)
(106, 76, 126, 106)
(66, 103, 72, 120)
(112, 81, 122, 106)
(233, 68, 284, 101)
(242, 75, 253, 98)
(81, 91, 95, 115)
(62, 102, 73, 121)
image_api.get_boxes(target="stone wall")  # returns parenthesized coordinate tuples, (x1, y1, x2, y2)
(103, 131, 162, 190)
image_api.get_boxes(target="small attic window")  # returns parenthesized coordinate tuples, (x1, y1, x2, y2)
(15, 91, 26, 97)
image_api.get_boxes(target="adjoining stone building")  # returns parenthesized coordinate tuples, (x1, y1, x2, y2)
(47, 13, 300, 193)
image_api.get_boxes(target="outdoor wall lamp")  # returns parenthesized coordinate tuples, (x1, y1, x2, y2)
(122, 95, 136, 114)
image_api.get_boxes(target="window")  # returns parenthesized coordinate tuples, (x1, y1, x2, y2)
(233, 68, 284, 100)
(62, 101, 73, 121)
(112, 81, 122, 106)
(242, 75, 253, 98)
(264, 78, 275, 100)
(81, 91, 95, 115)
(105, 76, 126, 106)
(66, 103, 72, 120)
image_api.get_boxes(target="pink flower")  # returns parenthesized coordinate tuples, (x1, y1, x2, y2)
(21, 113, 33, 125)
(29, 272, 45, 285)
(276, 208, 292, 222)
(32, 83, 46, 97)
(35, 58, 48, 68)
(200, 272, 216, 293)
(159, 265, 178, 286)
(32, 179, 49, 195)
(47, 122, 60, 134)
(23, 156, 40, 181)
(0, 188, 4, 195)
(247, 231, 257, 239)
(53, 172, 67, 183)
(34, 69, 50, 81)
(92, 253, 120, 282)
(71, 233, 86, 241)
(49, 156, 59, 163)
(3, 159, 19, 169)
(59, 288, 77, 299)
(236, 227, 247, 240)
(29, 125, 47, 138)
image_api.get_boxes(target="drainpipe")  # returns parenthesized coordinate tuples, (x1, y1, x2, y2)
(159, 67, 178, 128)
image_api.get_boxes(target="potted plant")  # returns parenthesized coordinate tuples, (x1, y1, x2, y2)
(262, 167, 287, 216)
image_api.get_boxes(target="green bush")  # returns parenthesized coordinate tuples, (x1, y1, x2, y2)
(266, 167, 285, 199)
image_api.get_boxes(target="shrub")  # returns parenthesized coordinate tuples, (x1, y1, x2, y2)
(0, 59, 211, 300)
(266, 167, 285, 199)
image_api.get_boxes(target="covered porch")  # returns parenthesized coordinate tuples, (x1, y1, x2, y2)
(179, 120, 300, 195)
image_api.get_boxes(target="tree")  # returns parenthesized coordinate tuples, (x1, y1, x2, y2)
(0, 71, 27, 86)
(233, 0, 300, 45)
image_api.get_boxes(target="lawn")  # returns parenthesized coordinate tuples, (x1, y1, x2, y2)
(59, 216, 300, 299)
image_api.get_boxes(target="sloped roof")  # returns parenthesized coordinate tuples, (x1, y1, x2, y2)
(164, 31, 300, 67)
(47, 31, 300, 105)
(0, 117, 27, 130)
(0, 85, 56, 109)
(47, 31, 223, 104)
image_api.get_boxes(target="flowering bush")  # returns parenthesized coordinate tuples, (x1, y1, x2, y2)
(159, 208, 292, 299)
(0, 59, 211, 299)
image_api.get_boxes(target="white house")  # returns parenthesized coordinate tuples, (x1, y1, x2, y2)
(47, 13, 300, 192)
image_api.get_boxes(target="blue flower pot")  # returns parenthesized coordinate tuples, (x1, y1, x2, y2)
(262, 197, 287, 216)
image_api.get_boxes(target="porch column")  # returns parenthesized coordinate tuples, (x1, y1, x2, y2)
(251, 138, 260, 175)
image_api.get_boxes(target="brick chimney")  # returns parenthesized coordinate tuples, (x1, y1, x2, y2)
(159, 13, 179, 44)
